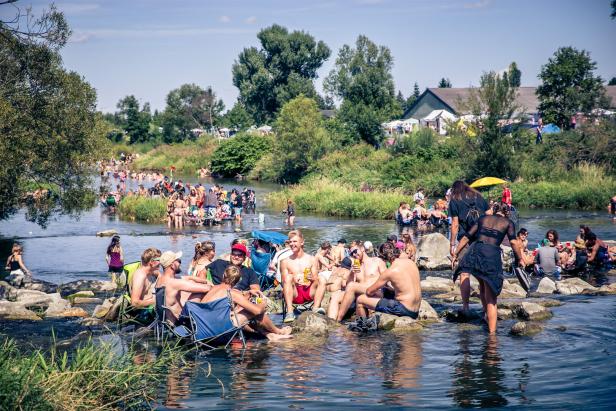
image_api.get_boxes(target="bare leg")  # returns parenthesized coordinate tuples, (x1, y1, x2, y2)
(356, 295, 380, 318)
(336, 282, 367, 321)
(311, 276, 327, 310)
(327, 290, 344, 320)
(459, 272, 471, 311)
(481, 281, 498, 334)
(282, 274, 297, 315)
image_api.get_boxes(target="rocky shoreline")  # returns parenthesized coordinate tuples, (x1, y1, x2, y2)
(1, 233, 614, 339)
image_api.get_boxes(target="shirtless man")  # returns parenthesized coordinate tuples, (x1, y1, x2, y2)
(356, 243, 422, 319)
(155, 250, 213, 324)
(331, 239, 348, 266)
(315, 241, 334, 279)
(130, 247, 162, 310)
(202, 265, 292, 341)
(281, 230, 327, 322)
(334, 245, 387, 321)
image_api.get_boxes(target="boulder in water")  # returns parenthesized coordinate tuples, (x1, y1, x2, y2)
(536, 277, 557, 294)
(497, 308, 513, 319)
(96, 229, 118, 237)
(598, 283, 616, 295)
(60, 280, 117, 295)
(499, 281, 527, 298)
(292, 311, 337, 337)
(516, 302, 552, 321)
(45, 306, 89, 318)
(73, 297, 103, 305)
(420, 276, 454, 293)
(556, 278, 597, 295)
(416, 233, 451, 270)
(377, 313, 423, 331)
(418, 300, 439, 322)
(0, 301, 42, 321)
(510, 321, 543, 336)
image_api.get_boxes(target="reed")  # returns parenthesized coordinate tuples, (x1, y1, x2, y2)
(118, 196, 167, 222)
(0, 337, 190, 410)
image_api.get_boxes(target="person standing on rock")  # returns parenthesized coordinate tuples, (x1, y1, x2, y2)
(105, 235, 124, 285)
(280, 230, 327, 322)
(452, 203, 525, 334)
(354, 242, 422, 319)
(448, 180, 489, 312)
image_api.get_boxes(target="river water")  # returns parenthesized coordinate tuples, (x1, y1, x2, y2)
(0, 178, 615, 409)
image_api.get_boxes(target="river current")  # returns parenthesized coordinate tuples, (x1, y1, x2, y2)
(0, 178, 615, 409)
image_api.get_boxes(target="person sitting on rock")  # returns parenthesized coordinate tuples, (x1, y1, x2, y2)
(280, 230, 327, 322)
(354, 242, 422, 320)
(129, 247, 162, 324)
(331, 238, 348, 266)
(201, 265, 292, 341)
(534, 239, 562, 280)
(315, 241, 334, 278)
(334, 244, 387, 321)
(585, 232, 610, 267)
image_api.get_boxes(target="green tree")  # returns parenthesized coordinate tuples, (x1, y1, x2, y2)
(438, 78, 452, 88)
(220, 101, 253, 130)
(537, 47, 607, 128)
(116, 95, 151, 144)
(413, 82, 421, 98)
(612, 0, 616, 19)
(463, 71, 524, 180)
(232, 24, 330, 125)
(396, 91, 406, 112)
(0, 3, 106, 226)
(210, 133, 272, 177)
(608, 77, 616, 86)
(271, 96, 333, 183)
(506, 62, 522, 87)
(162, 84, 225, 143)
(324, 35, 398, 146)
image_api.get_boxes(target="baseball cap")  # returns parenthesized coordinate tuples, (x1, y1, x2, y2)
(160, 250, 182, 268)
(363, 241, 373, 251)
(340, 257, 353, 269)
(231, 243, 248, 255)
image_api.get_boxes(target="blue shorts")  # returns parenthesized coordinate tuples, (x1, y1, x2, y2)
(234, 207, 242, 216)
(375, 298, 418, 319)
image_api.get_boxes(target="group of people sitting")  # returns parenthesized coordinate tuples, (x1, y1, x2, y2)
(516, 226, 615, 278)
(396, 193, 449, 229)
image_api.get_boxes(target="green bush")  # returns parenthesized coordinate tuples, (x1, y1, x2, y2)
(118, 196, 167, 222)
(210, 132, 272, 177)
(132, 136, 218, 174)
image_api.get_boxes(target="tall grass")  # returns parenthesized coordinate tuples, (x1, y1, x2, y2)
(0, 337, 189, 410)
(118, 196, 167, 222)
(132, 137, 219, 174)
(266, 177, 406, 219)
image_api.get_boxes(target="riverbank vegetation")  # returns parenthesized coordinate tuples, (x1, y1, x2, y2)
(0, 337, 189, 410)
(118, 196, 167, 222)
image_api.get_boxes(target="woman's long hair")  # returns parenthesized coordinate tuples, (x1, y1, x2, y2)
(107, 235, 121, 255)
(192, 241, 215, 263)
(491, 202, 512, 218)
(450, 180, 481, 201)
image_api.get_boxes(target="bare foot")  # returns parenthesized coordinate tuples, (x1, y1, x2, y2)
(266, 333, 293, 341)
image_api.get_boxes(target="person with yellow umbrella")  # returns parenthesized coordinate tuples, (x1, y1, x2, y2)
(470, 177, 510, 206)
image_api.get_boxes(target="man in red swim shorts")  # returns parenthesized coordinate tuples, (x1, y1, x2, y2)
(280, 229, 327, 323)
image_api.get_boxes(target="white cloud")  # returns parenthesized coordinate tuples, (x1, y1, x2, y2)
(219, 15, 231, 23)
(56, 2, 100, 15)
(69, 30, 93, 43)
(244, 16, 257, 24)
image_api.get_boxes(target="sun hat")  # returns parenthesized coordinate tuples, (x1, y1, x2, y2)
(160, 250, 182, 268)
(231, 243, 248, 255)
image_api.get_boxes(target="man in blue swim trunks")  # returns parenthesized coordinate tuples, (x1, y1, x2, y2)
(356, 242, 422, 319)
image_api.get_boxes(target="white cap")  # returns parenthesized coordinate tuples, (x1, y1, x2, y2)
(364, 241, 373, 251)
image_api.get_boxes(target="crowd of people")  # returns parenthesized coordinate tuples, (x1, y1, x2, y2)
(99, 159, 257, 226)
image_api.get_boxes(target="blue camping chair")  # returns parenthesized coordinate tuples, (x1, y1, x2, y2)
(154, 286, 193, 341)
(180, 291, 247, 350)
(251, 248, 274, 290)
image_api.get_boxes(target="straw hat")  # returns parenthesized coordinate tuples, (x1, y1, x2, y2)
(160, 250, 182, 268)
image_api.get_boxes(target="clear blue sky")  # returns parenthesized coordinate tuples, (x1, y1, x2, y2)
(9, 0, 616, 113)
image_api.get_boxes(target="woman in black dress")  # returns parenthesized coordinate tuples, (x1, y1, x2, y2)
(452, 203, 524, 334)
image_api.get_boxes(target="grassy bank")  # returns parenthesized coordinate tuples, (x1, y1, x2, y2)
(0, 338, 188, 410)
(131, 137, 218, 174)
(266, 178, 405, 219)
(118, 196, 167, 222)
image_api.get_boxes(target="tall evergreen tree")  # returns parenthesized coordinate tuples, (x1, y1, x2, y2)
(438, 78, 452, 88)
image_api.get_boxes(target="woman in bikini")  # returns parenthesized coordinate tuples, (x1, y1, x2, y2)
(188, 241, 216, 280)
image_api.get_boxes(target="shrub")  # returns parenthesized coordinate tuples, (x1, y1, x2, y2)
(210, 132, 272, 177)
(118, 196, 167, 222)
(132, 136, 218, 174)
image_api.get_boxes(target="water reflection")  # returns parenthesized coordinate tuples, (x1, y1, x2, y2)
(450, 332, 508, 408)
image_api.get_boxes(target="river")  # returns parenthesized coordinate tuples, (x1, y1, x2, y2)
(0, 178, 615, 409)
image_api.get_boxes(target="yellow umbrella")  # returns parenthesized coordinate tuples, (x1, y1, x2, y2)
(470, 177, 507, 188)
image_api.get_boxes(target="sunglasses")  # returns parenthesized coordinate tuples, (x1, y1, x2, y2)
(231, 252, 245, 257)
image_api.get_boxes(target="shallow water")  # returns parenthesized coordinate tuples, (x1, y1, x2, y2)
(0, 178, 615, 409)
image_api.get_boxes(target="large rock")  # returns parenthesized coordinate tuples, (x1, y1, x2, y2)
(60, 280, 117, 295)
(497, 308, 514, 319)
(22, 279, 58, 294)
(421, 276, 454, 293)
(45, 307, 89, 318)
(15, 290, 64, 306)
(104, 297, 123, 321)
(556, 278, 597, 295)
(292, 311, 337, 337)
(378, 313, 423, 331)
(418, 299, 439, 322)
(536, 277, 557, 294)
(598, 283, 616, 295)
(416, 233, 451, 270)
(73, 297, 103, 305)
(96, 229, 118, 237)
(510, 321, 543, 336)
(499, 281, 527, 298)
(0, 280, 16, 300)
(0, 301, 42, 321)
(516, 302, 552, 321)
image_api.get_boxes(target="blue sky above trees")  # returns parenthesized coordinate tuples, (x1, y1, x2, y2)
(8, 0, 615, 113)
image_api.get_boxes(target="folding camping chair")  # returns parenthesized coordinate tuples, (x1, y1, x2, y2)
(251, 248, 275, 290)
(180, 291, 247, 350)
(153, 286, 193, 341)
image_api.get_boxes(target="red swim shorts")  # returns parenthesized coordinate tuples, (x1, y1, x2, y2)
(293, 284, 314, 304)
